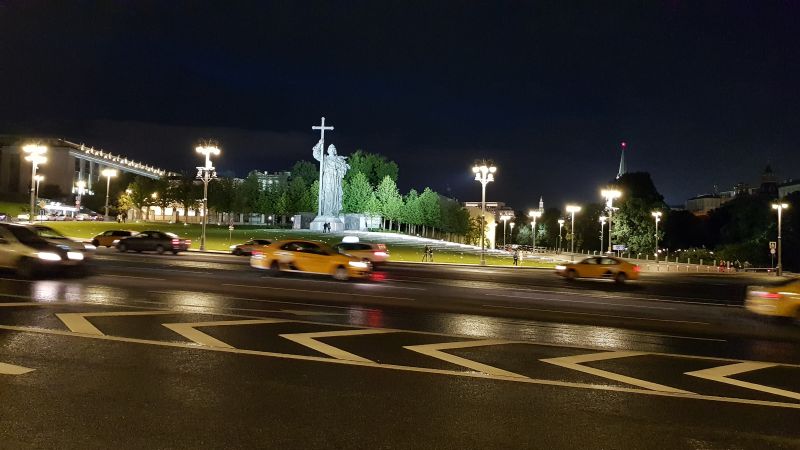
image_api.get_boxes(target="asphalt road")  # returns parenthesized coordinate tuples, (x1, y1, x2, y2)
(2, 249, 799, 449)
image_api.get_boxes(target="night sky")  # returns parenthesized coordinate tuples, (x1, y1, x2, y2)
(1, 1, 798, 209)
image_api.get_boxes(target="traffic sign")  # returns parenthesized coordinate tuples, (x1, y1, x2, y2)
(769, 241, 777, 250)
(612, 244, 626, 251)
(228, 225, 234, 231)
(771, 249, 776, 254)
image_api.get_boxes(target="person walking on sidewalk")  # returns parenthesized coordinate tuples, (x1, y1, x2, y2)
(513, 249, 519, 266)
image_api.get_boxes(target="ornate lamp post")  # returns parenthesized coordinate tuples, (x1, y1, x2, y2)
(102, 169, 118, 221)
(509, 221, 515, 245)
(74, 180, 87, 213)
(196, 144, 220, 251)
(566, 205, 582, 260)
(601, 188, 622, 254)
(651, 211, 662, 263)
(772, 203, 789, 276)
(599, 215, 607, 255)
(34, 175, 44, 219)
(23, 144, 47, 223)
(472, 162, 496, 265)
(528, 210, 542, 253)
(557, 219, 565, 253)
(499, 213, 513, 248)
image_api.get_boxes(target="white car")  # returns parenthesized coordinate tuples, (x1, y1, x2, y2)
(0, 223, 88, 278)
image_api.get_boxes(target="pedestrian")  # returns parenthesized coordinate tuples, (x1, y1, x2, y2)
(513, 249, 519, 266)
(428, 245, 434, 262)
(422, 245, 429, 262)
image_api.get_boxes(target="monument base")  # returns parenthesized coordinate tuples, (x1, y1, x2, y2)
(310, 216, 345, 233)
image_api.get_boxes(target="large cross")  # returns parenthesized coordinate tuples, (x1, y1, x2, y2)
(312, 117, 334, 215)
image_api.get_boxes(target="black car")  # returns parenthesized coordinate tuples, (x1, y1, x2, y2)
(116, 231, 191, 254)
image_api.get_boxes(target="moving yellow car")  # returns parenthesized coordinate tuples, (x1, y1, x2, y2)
(745, 278, 800, 319)
(250, 239, 372, 280)
(91, 230, 134, 247)
(555, 256, 640, 283)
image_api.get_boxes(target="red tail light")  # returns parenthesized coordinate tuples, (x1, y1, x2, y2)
(633, 265, 641, 272)
(252, 250, 262, 256)
(761, 292, 782, 299)
(171, 239, 180, 244)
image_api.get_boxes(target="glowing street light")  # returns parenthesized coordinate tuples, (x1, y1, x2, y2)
(499, 213, 513, 248)
(557, 219, 565, 253)
(565, 204, 582, 260)
(652, 211, 662, 263)
(772, 203, 789, 276)
(33, 175, 44, 219)
(101, 169, 118, 221)
(528, 209, 542, 252)
(601, 188, 622, 254)
(196, 143, 220, 251)
(472, 162, 496, 265)
(23, 144, 47, 222)
(599, 215, 607, 255)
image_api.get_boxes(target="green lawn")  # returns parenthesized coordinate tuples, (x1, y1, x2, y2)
(43, 221, 554, 268)
(0, 201, 27, 217)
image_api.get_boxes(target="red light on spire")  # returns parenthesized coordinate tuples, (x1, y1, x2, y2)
(621, 141, 627, 148)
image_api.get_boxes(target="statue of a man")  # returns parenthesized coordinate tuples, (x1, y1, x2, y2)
(313, 140, 349, 216)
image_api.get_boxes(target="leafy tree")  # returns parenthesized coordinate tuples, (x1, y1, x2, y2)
(401, 189, 422, 234)
(304, 180, 319, 214)
(419, 188, 441, 237)
(609, 172, 667, 254)
(287, 176, 310, 215)
(171, 172, 199, 223)
(342, 172, 375, 214)
(235, 172, 262, 214)
(345, 150, 399, 186)
(290, 160, 318, 187)
(375, 176, 403, 229)
(209, 177, 237, 219)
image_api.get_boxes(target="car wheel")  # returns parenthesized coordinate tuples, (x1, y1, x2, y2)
(172, 250, 179, 255)
(233, 248, 243, 256)
(156, 245, 165, 255)
(268, 261, 281, 277)
(117, 243, 127, 252)
(615, 272, 627, 284)
(333, 265, 349, 281)
(565, 269, 577, 281)
(16, 257, 36, 279)
(91, 239, 99, 247)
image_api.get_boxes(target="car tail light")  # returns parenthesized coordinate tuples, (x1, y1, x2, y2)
(252, 250, 262, 256)
(374, 251, 388, 257)
(633, 265, 641, 272)
(761, 292, 782, 299)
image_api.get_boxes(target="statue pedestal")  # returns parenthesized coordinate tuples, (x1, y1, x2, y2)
(310, 216, 345, 233)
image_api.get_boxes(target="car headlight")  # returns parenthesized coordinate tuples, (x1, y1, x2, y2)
(112, 239, 120, 244)
(348, 261, 370, 269)
(555, 265, 567, 271)
(37, 252, 61, 261)
(84, 244, 96, 250)
(229, 245, 237, 249)
(67, 252, 85, 261)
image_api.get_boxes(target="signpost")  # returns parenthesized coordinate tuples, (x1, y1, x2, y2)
(770, 241, 777, 270)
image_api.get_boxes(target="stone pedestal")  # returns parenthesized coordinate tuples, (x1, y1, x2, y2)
(310, 215, 345, 233)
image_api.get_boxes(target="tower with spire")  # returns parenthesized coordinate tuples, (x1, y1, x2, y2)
(538, 196, 544, 213)
(616, 141, 627, 179)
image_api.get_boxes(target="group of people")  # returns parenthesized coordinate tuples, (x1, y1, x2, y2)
(321, 222, 333, 233)
(422, 245, 434, 262)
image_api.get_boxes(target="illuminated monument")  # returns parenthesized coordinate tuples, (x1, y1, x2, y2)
(309, 117, 349, 232)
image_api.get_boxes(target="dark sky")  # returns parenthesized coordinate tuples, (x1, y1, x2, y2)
(1, 1, 799, 209)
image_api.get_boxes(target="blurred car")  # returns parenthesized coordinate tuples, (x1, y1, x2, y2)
(230, 239, 272, 256)
(33, 224, 96, 258)
(250, 239, 371, 280)
(555, 256, 640, 283)
(116, 230, 190, 254)
(0, 223, 88, 278)
(333, 241, 390, 266)
(745, 278, 800, 320)
(91, 230, 135, 247)
(0, 212, 8, 222)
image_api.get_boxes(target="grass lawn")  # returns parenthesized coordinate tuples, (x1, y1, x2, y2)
(0, 201, 27, 216)
(43, 221, 554, 268)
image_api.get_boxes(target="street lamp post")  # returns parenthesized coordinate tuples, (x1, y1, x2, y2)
(528, 210, 542, 253)
(772, 203, 789, 276)
(34, 175, 44, 219)
(566, 205, 582, 260)
(102, 169, 118, 222)
(196, 144, 221, 251)
(500, 214, 511, 248)
(601, 189, 622, 254)
(472, 163, 496, 265)
(23, 144, 47, 223)
(74, 180, 86, 214)
(509, 222, 515, 246)
(652, 211, 662, 263)
(557, 219, 565, 253)
(599, 216, 607, 255)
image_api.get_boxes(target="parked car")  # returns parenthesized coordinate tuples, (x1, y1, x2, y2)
(33, 224, 96, 258)
(0, 223, 88, 278)
(745, 278, 800, 320)
(116, 231, 191, 254)
(555, 256, 640, 283)
(91, 230, 135, 247)
(230, 239, 272, 256)
(250, 239, 371, 280)
(333, 241, 390, 267)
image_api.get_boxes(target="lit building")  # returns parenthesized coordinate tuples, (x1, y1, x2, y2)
(779, 179, 800, 198)
(249, 170, 291, 189)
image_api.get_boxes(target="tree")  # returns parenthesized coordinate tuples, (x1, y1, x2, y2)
(419, 188, 441, 237)
(290, 160, 318, 187)
(171, 172, 199, 223)
(401, 189, 422, 234)
(342, 172, 375, 214)
(209, 177, 237, 222)
(345, 150, 399, 186)
(235, 172, 262, 214)
(304, 180, 319, 214)
(375, 176, 403, 229)
(287, 176, 310, 215)
(609, 172, 667, 254)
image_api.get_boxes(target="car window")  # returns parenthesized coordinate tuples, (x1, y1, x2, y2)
(137, 232, 150, 238)
(298, 243, 322, 254)
(35, 226, 67, 239)
(103, 231, 114, 236)
(600, 258, 618, 265)
(337, 243, 354, 251)
(580, 258, 598, 264)
(281, 242, 302, 251)
(3, 225, 48, 246)
(255, 239, 271, 245)
(113, 231, 130, 237)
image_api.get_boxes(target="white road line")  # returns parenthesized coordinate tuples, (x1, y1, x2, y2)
(482, 304, 710, 325)
(57, 310, 176, 335)
(488, 293, 674, 310)
(686, 362, 800, 401)
(281, 329, 395, 362)
(164, 319, 288, 348)
(0, 362, 35, 375)
(221, 283, 415, 301)
(104, 274, 166, 281)
(405, 339, 528, 378)
(542, 351, 692, 394)
(4, 323, 799, 410)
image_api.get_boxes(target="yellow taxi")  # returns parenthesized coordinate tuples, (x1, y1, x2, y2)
(555, 256, 640, 283)
(745, 278, 800, 319)
(333, 240, 390, 267)
(91, 230, 134, 247)
(250, 239, 372, 280)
